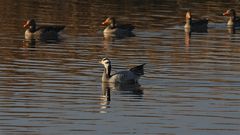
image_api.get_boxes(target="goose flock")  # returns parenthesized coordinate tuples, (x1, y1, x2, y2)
(22, 9, 239, 85)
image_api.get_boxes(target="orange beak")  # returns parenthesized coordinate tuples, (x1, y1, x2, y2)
(23, 21, 29, 28)
(102, 18, 110, 25)
(223, 11, 230, 16)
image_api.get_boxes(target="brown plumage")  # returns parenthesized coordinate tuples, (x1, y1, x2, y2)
(102, 17, 135, 36)
(23, 19, 65, 41)
(184, 10, 208, 32)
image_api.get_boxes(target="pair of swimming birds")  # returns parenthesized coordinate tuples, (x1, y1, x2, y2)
(23, 16, 134, 41)
(185, 9, 240, 31)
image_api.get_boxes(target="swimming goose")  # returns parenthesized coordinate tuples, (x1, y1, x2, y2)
(23, 19, 65, 41)
(100, 58, 145, 84)
(101, 17, 135, 36)
(222, 9, 240, 27)
(184, 10, 208, 32)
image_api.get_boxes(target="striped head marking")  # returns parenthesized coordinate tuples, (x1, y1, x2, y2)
(100, 57, 112, 76)
(100, 57, 111, 67)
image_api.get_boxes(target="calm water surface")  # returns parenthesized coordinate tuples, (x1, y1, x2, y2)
(0, 0, 240, 135)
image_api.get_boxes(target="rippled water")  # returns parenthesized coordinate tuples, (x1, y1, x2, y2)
(0, 0, 240, 135)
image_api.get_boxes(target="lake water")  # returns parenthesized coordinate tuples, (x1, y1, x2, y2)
(0, 0, 239, 135)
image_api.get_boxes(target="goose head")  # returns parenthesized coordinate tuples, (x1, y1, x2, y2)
(102, 17, 116, 28)
(223, 9, 236, 26)
(185, 10, 192, 29)
(100, 57, 112, 78)
(223, 9, 236, 18)
(185, 10, 192, 21)
(23, 19, 36, 32)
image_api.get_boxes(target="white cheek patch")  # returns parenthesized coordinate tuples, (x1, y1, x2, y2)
(101, 58, 111, 68)
(104, 61, 110, 67)
(102, 58, 110, 64)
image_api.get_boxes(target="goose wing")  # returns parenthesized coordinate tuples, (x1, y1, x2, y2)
(110, 71, 138, 83)
(116, 24, 135, 31)
(36, 25, 65, 33)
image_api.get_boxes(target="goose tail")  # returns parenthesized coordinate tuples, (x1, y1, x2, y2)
(130, 63, 146, 76)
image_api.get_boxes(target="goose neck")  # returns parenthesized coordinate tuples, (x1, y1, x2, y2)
(102, 65, 111, 81)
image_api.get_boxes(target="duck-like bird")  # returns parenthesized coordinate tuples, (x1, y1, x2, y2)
(222, 9, 240, 27)
(101, 17, 135, 36)
(100, 58, 145, 84)
(184, 10, 208, 32)
(23, 19, 65, 41)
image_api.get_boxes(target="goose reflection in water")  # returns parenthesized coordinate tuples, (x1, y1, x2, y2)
(227, 27, 240, 41)
(103, 31, 135, 41)
(100, 84, 111, 114)
(100, 82, 144, 114)
(100, 82, 143, 113)
(227, 27, 236, 34)
(22, 39, 36, 48)
(102, 83, 111, 102)
(102, 82, 143, 97)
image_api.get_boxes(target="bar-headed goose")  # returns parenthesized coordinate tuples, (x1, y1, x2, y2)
(100, 58, 145, 84)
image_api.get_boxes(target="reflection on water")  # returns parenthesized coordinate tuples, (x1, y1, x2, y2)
(103, 32, 135, 41)
(102, 82, 143, 96)
(227, 27, 236, 34)
(0, 0, 240, 135)
(102, 83, 111, 102)
(22, 39, 36, 48)
(184, 31, 191, 48)
(100, 84, 111, 114)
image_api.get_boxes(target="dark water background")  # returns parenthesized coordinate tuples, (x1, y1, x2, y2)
(0, 0, 239, 135)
